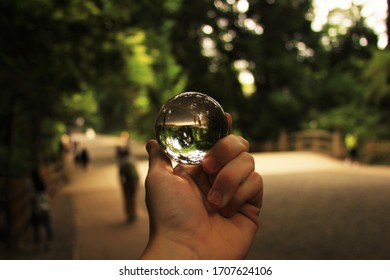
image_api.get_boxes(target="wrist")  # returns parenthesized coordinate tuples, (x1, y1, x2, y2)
(140, 235, 201, 260)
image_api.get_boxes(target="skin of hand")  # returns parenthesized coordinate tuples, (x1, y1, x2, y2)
(140, 113, 263, 260)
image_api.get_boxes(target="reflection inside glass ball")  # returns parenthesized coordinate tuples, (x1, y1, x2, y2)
(155, 92, 228, 164)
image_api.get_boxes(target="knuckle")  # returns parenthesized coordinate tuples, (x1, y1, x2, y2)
(219, 137, 233, 154)
(249, 171, 263, 188)
(246, 171, 263, 208)
(241, 152, 255, 166)
(238, 136, 250, 151)
(224, 134, 248, 152)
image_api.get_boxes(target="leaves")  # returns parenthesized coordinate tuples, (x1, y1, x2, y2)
(362, 50, 390, 105)
(1, 0, 390, 174)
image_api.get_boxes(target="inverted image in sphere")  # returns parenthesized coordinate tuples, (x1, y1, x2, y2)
(155, 92, 228, 164)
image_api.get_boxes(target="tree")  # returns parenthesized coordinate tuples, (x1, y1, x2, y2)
(169, 0, 319, 141)
(303, 1, 390, 141)
(0, 0, 187, 249)
(0, 0, 171, 173)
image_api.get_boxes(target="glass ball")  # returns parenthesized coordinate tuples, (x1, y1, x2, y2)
(155, 92, 228, 164)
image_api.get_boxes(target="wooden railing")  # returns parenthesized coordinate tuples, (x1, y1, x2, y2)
(252, 129, 390, 164)
(0, 160, 68, 250)
(363, 140, 390, 164)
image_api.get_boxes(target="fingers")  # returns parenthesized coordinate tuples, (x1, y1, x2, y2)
(207, 152, 254, 207)
(202, 134, 249, 174)
(147, 113, 263, 222)
(202, 133, 263, 219)
(221, 171, 263, 220)
(210, 166, 263, 221)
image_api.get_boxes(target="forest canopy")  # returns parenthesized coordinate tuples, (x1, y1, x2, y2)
(1, 0, 389, 174)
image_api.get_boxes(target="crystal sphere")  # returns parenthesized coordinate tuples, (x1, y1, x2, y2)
(155, 92, 228, 164)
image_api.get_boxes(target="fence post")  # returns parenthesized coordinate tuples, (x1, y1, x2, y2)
(332, 129, 344, 158)
(278, 129, 288, 151)
(295, 132, 304, 150)
(312, 137, 320, 152)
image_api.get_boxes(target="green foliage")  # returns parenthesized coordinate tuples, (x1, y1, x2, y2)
(315, 105, 385, 138)
(62, 88, 100, 129)
(362, 50, 390, 105)
(0, 0, 168, 174)
(1, 0, 390, 177)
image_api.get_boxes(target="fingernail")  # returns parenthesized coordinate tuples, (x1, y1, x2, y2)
(203, 156, 218, 173)
(209, 189, 223, 207)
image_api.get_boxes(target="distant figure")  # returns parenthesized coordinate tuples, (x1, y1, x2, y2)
(118, 152, 139, 223)
(75, 148, 90, 169)
(345, 133, 359, 164)
(116, 131, 131, 159)
(116, 146, 129, 159)
(80, 148, 90, 168)
(30, 169, 54, 251)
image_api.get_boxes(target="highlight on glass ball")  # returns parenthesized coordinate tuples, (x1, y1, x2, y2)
(155, 92, 229, 165)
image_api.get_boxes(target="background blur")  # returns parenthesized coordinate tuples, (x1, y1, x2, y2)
(0, 0, 389, 259)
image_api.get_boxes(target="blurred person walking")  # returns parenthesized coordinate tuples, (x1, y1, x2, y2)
(74, 147, 90, 169)
(344, 133, 359, 164)
(30, 169, 54, 251)
(118, 148, 139, 223)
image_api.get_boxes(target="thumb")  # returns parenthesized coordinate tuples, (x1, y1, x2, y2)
(146, 140, 173, 175)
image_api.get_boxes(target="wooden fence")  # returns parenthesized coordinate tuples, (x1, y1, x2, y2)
(252, 129, 390, 164)
(363, 140, 390, 164)
(0, 160, 68, 250)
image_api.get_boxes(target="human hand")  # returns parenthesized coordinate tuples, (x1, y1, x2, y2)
(140, 114, 263, 259)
